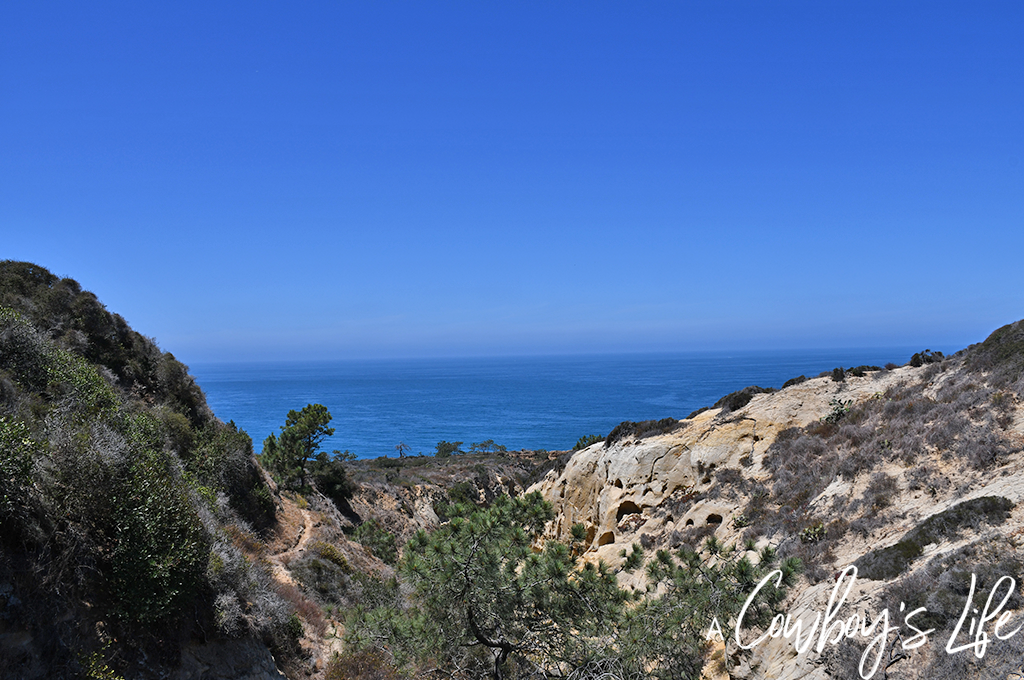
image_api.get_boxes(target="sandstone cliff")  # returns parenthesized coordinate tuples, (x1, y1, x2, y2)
(530, 334, 1024, 679)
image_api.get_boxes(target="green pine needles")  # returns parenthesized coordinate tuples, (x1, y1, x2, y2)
(262, 403, 335, 489)
(347, 491, 800, 680)
(349, 492, 628, 679)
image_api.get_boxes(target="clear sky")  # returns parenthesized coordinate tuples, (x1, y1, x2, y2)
(2, 2, 1022, 363)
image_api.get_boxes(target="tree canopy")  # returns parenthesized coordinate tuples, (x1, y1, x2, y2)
(347, 492, 802, 680)
(350, 492, 628, 679)
(434, 440, 464, 457)
(262, 403, 335, 488)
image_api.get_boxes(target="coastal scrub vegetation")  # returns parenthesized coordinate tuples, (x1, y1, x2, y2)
(572, 433, 603, 451)
(604, 417, 682, 447)
(853, 496, 1014, 580)
(714, 385, 776, 413)
(352, 518, 399, 565)
(0, 262, 294, 677)
(10, 259, 1023, 679)
(735, 339, 1024, 584)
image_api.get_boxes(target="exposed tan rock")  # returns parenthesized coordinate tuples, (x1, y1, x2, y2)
(532, 368, 914, 555)
(531, 363, 1024, 679)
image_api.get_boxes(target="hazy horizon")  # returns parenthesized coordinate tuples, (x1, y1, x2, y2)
(184, 343, 963, 367)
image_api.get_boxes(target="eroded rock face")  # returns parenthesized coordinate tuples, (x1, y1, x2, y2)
(531, 363, 1024, 679)
(532, 369, 912, 562)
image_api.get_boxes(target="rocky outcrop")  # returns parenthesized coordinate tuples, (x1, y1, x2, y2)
(345, 452, 538, 544)
(531, 361, 1024, 679)
(532, 367, 912, 563)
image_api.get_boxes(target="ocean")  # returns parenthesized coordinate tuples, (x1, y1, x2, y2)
(189, 348, 928, 460)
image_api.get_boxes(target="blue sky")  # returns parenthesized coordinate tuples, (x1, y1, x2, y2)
(2, 2, 1022, 363)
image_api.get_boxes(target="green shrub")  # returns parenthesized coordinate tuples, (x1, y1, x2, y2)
(325, 648, 402, 680)
(78, 644, 125, 680)
(353, 519, 398, 565)
(713, 385, 775, 413)
(46, 347, 118, 414)
(434, 440, 463, 457)
(310, 540, 353, 573)
(854, 496, 1014, 580)
(572, 434, 603, 451)
(605, 418, 681, 447)
(0, 415, 38, 518)
(285, 612, 304, 643)
(291, 554, 353, 607)
(216, 424, 277, 530)
(909, 349, 943, 368)
(0, 263, 216, 427)
(110, 450, 209, 624)
(312, 453, 356, 514)
(847, 365, 881, 377)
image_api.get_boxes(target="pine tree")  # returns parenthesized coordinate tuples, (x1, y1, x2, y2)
(261, 403, 335, 489)
(350, 492, 628, 679)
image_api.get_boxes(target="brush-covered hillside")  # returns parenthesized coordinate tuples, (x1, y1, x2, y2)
(532, 328, 1024, 679)
(0, 261, 293, 679)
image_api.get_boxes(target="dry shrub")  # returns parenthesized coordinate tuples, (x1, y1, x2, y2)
(860, 472, 899, 512)
(207, 535, 290, 639)
(853, 496, 1013, 581)
(781, 539, 833, 584)
(325, 648, 402, 680)
(953, 428, 1014, 469)
(223, 523, 266, 558)
(706, 468, 748, 500)
(878, 537, 1024, 679)
(273, 581, 327, 636)
(906, 463, 949, 493)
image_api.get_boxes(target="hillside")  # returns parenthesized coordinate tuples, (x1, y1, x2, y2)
(0, 262, 293, 679)
(0, 261, 563, 680)
(531, 331, 1024, 679)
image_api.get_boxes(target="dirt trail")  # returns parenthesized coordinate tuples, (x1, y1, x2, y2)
(267, 499, 316, 587)
(276, 506, 315, 562)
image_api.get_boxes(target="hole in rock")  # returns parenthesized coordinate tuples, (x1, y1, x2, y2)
(616, 500, 642, 522)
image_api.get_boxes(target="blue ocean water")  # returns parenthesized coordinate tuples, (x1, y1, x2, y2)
(189, 348, 925, 460)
